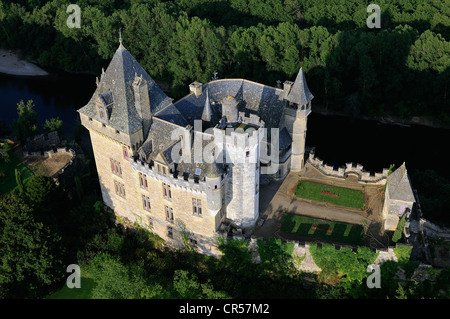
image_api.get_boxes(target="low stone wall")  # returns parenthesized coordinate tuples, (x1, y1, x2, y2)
(420, 218, 450, 240)
(220, 234, 404, 273)
(23, 147, 76, 178)
(308, 151, 388, 184)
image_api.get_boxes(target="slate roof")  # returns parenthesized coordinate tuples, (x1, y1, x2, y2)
(173, 79, 286, 129)
(139, 117, 182, 163)
(78, 44, 172, 135)
(387, 163, 415, 202)
(175, 132, 223, 180)
(284, 67, 314, 106)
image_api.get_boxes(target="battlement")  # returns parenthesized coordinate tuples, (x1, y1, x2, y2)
(131, 156, 229, 193)
(238, 112, 265, 127)
(308, 151, 389, 184)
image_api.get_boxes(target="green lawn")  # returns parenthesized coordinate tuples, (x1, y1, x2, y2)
(295, 180, 365, 210)
(46, 277, 96, 299)
(0, 147, 34, 194)
(281, 214, 364, 246)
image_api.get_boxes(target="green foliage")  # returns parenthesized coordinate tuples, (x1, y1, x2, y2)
(394, 245, 412, 263)
(14, 168, 24, 195)
(171, 269, 229, 299)
(86, 252, 148, 299)
(392, 213, 407, 243)
(257, 238, 295, 274)
(1, 0, 448, 118)
(12, 100, 38, 143)
(218, 237, 252, 273)
(0, 149, 34, 195)
(309, 243, 378, 294)
(43, 117, 63, 137)
(25, 175, 58, 206)
(0, 193, 64, 298)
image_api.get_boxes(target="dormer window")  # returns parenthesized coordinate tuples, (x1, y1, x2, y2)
(96, 90, 113, 123)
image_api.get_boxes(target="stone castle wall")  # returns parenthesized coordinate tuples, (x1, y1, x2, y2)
(308, 151, 389, 184)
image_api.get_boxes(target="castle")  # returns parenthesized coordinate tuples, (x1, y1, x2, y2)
(78, 39, 414, 255)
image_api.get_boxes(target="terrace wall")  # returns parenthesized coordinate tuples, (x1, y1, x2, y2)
(308, 151, 388, 185)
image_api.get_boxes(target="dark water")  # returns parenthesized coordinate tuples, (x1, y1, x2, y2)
(0, 72, 96, 138)
(307, 112, 450, 179)
(1, 72, 449, 179)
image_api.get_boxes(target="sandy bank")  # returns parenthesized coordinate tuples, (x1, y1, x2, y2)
(0, 49, 48, 76)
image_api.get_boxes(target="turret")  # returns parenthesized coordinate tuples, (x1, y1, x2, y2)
(285, 67, 313, 171)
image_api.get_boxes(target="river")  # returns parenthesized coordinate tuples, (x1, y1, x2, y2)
(1, 72, 449, 179)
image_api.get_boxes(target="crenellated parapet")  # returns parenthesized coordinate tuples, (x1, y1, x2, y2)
(237, 112, 265, 128)
(308, 151, 389, 184)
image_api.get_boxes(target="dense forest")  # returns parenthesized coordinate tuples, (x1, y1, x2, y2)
(0, 0, 449, 122)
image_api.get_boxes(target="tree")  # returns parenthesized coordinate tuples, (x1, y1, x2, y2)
(43, 117, 63, 137)
(15, 168, 24, 195)
(392, 213, 407, 243)
(0, 193, 64, 298)
(87, 252, 148, 299)
(12, 100, 38, 144)
(26, 175, 58, 207)
(171, 270, 229, 299)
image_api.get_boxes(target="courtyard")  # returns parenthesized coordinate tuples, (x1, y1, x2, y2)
(253, 162, 389, 248)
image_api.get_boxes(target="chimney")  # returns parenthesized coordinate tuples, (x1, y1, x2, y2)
(283, 80, 293, 95)
(133, 74, 151, 135)
(189, 81, 203, 98)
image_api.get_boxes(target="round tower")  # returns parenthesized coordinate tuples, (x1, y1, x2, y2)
(221, 95, 239, 123)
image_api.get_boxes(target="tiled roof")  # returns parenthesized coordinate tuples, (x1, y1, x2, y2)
(387, 162, 415, 202)
(78, 45, 172, 136)
(284, 67, 314, 106)
(174, 79, 286, 129)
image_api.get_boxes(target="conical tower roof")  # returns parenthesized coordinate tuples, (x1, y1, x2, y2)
(78, 40, 172, 135)
(201, 89, 213, 122)
(285, 67, 314, 106)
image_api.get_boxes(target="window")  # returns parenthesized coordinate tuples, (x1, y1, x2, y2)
(110, 159, 122, 177)
(148, 217, 154, 229)
(167, 226, 173, 239)
(163, 183, 172, 200)
(123, 146, 129, 159)
(192, 198, 202, 216)
(158, 164, 167, 176)
(139, 172, 148, 190)
(142, 195, 151, 211)
(189, 238, 197, 248)
(165, 206, 173, 223)
(114, 180, 126, 198)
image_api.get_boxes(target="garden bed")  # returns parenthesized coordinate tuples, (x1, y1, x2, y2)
(281, 214, 364, 246)
(295, 180, 365, 210)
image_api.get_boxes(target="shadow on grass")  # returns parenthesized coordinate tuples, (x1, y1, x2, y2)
(46, 277, 96, 299)
(281, 214, 364, 246)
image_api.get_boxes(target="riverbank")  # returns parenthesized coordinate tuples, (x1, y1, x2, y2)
(0, 49, 48, 76)
(313, 104, 450, 130)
